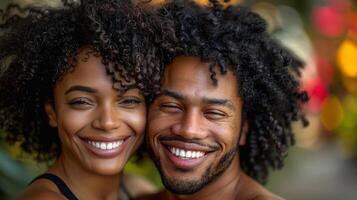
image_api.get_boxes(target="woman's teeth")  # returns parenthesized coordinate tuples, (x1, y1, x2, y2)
(87, 140, 123, 150)
(169, 146, 205, 159)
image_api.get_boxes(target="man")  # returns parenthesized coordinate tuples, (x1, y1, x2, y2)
(141, 0, 309, 199)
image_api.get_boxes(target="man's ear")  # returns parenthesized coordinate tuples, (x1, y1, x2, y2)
(239, 120, 249, 146)
(44, 101, 58, 127)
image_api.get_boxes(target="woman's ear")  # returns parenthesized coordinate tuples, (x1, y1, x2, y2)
(44, 101, 58, 127)
(239, 120, 249, 146)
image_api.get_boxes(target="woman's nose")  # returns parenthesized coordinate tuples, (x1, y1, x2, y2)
(92, 104, 120, 131)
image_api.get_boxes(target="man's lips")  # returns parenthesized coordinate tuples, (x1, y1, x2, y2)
(159, 140, 218, 170)
(161, 139, 218, 152)
(168, 146, 205, 159)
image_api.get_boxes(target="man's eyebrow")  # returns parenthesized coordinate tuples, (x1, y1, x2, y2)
(203, 97, 235, 111)
(160, 89, 185, 100)
(160, 89, 235, 110)
(65, 85, 98, 94)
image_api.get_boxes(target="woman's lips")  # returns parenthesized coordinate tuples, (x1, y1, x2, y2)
(81, 137, 130, 158)
(87, 140, 123, 150)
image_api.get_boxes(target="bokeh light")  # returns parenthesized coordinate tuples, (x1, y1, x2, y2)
(337, 39, 357, 78)
(321, 95, 344, 131)
(312, 5, 345, 37)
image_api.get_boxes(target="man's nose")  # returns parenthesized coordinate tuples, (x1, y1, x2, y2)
(92, 104, 120, 131)
(171, 108, 208, 139)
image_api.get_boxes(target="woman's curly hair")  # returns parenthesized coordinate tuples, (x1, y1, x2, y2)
(158, 0, 309, 184)
(0, 0, 174, 162)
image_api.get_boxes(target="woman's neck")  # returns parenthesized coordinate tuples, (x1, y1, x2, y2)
(48, 154, 122, 200)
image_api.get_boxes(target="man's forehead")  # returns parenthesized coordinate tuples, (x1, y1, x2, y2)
(164, 56, 212, 83)
(160, 56, 241, 106)
(163, 56, 238, 92)
(164, 56, 218, 88)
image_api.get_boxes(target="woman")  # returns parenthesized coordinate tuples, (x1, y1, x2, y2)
(0, 0, 173, 199)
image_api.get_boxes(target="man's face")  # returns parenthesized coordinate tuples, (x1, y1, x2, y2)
(147, 56, 247, 194)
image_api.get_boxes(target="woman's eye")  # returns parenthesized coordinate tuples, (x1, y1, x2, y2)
(119, 97, 142, 108)
(67, 98, 93, 109)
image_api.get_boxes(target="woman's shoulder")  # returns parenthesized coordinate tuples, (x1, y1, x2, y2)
(16, 190, 66, 200)
(15, 177, 65, 200)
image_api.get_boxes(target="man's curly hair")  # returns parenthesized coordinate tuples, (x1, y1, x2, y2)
(0, 0, 174, 162)
(158, 0, 309, 184)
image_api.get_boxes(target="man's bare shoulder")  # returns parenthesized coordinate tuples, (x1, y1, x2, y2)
(252, 195, 285, 200)
(246, 184, 285, 200)
(236, 173, 285, 200)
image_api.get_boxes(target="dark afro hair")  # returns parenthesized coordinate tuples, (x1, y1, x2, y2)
(0, 0, 174, 162)
(158, 0, 309, 184)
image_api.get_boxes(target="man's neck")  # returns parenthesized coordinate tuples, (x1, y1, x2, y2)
(168, 155, 243, 200)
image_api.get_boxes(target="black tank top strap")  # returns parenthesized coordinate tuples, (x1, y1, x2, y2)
(30, 173, 79, 200)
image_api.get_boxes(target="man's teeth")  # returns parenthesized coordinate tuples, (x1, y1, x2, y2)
(87, 140, 123, 150)
(169, 147, 205, 159)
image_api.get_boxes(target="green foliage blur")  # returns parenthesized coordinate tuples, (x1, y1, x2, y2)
(0, 138, 34, 199)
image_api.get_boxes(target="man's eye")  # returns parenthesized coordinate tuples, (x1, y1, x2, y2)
(204, 110, 226, 119)
(159, 103, 182, 112)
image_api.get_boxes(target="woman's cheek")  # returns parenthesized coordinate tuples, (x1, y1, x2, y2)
(125, 107, 147, 136)
(59, 108, 93, 137)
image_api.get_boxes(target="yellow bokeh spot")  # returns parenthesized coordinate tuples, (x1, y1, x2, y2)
(195, 0, 241, 5)
(321, 95, 344, 131)
(151, 0, 241, 6)
(337, 39, 357, 78)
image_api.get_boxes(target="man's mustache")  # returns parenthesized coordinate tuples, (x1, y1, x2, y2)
(158, 135, 220, 151)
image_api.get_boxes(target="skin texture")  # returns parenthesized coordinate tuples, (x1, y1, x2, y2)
(17, 50, 146, 200)
(142, 56, 284, 200)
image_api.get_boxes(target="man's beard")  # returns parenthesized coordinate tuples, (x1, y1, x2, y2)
(147, 141, 238, 195)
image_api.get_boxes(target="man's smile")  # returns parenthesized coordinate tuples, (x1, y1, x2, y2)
(168, 146, 205, 159)
(158, 139, 219, 171)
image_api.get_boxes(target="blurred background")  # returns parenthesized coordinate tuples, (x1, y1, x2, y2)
(1, 0, 357, 199)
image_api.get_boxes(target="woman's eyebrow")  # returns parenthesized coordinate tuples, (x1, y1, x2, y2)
(65, 85, 98, 94)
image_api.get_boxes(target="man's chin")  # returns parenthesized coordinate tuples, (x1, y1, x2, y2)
(161, 174, 208, 194)
(155, 147, 238, 195)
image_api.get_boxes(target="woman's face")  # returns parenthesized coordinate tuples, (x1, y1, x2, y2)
(45, 49, 146, 175)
